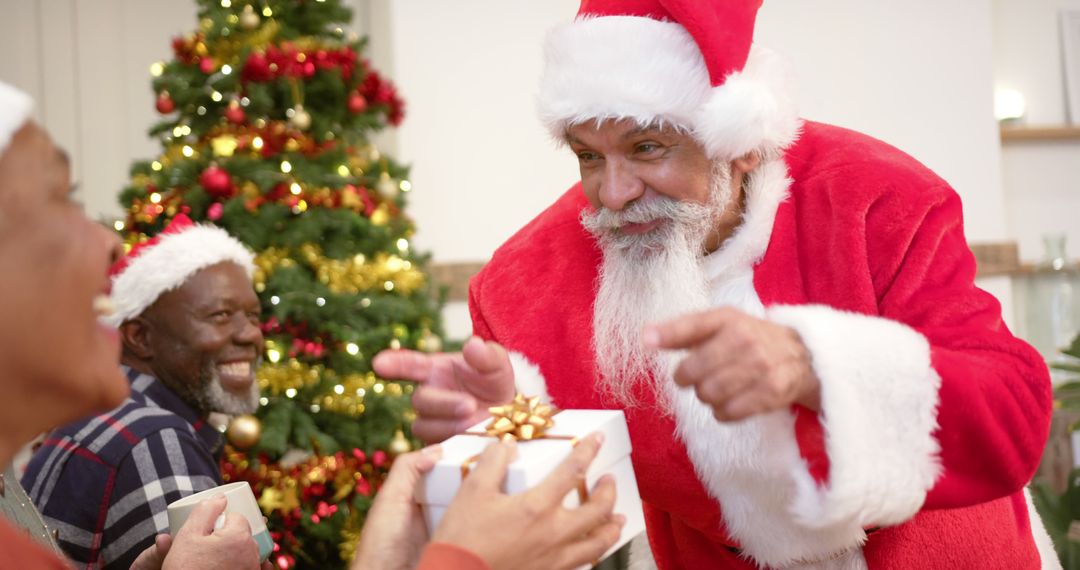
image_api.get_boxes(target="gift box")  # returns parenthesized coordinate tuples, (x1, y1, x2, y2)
(415, 402, 646, 566)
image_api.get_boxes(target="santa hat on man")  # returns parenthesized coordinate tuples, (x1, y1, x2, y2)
(0, 81, 34, 157)
(105, 214, 255, 327)
(537, 0, 799, 160)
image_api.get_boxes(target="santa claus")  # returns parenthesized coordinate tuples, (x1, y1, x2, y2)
(374, 0, 1058, 568)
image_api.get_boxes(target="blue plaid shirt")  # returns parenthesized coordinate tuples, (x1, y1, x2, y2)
(22, 366, 224, 569)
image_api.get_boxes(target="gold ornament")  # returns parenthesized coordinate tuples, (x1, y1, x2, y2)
(375, 172, 399, 200)
(226, 414, 262, 449)
(289, 104, 311, 130)
(370, 203, 390, 226)
(484, 394, 556, 441)
(388, 429, 412, 457)
(211, 134, 239, 157)
(418, 330, 443, 353)
(239, 4, 260, 29)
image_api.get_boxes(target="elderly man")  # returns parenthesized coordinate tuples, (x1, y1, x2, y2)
(374, 1, 1057, 569)
(22, 213, 263, 569)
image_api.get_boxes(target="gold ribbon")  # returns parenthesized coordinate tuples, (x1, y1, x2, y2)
(458, 394, 586, 507)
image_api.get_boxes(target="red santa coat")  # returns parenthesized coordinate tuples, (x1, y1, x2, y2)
(468, 121, 1055, 569)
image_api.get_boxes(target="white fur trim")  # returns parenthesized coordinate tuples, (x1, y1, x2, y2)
(507, 351, 552, 405)
(626, 533, 658, 570)
(0, 81, 33, 157)
(703, 156, 791, 283)
(671, 165, 872, 565)
(536, 16, 799, 159)
(106, 225, 255, 326)
(1026, 487, 1063, 570)
(766, 305, 943, 529)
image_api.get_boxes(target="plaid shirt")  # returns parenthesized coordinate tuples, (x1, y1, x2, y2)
(22, 366, 223, 570)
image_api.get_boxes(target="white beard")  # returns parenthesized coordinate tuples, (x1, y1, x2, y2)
(581, 162, 732, 412)
(198, 360, 261, 416)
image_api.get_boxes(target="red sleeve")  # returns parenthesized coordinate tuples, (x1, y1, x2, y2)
(415, 542, 491, 570)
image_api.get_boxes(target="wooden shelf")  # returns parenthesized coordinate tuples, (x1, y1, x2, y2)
(1000, 125, 1080, 142)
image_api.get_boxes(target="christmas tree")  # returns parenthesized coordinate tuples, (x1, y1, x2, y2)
(116, 1, 444, 567)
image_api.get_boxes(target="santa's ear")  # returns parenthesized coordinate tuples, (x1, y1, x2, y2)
(731, 151, 761, 175)
(120, 317, 154, 360)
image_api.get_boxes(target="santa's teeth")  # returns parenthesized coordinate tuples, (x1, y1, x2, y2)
(93, 295, 115, 316)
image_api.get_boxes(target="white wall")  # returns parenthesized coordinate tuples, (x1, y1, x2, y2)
(993, 0, 1080, 262)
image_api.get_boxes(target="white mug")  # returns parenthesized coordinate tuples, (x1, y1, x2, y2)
(166, 482, 273, 562)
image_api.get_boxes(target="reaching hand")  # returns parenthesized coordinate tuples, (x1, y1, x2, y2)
(644, 306, 821, 421)
(433, 433, 625, 570)
(373, 336, 517, 442)
(350, 446, 442, 570)
(158, 495, 267, 570)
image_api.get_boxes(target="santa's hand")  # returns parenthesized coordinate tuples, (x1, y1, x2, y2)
(373, 337, 516, 443)
(644, 307, 821, 421)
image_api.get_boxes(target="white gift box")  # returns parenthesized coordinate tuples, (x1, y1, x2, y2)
(415, 409, 646, 566)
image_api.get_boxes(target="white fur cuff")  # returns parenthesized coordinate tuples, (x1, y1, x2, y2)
(507, 351, 552, 405)
(767, 305, 942, 529)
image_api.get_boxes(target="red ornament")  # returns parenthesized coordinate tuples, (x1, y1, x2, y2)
(347, 92, 368, 114)
(199, 165, 234, 198)
(155, 92, 175, 114)
(199, 57, 216, 74)
(207, 202, 224, 221)
(243, 52, 273, 82)
(225, 102, 246, 125)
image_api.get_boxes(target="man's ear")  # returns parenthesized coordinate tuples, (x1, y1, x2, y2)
(731, 151, 761, 175)
(119, 317, 154, 360)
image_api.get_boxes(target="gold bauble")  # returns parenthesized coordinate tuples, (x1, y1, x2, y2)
(239, 4, 261, 30)
(418, 330, 443, 353)
(388, 429, 412, 457)
(211, 134, 239, 157)
(226, 414, 262, 449)
(289, 104, 311, 130)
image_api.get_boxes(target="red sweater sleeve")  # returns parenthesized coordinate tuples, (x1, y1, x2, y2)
(415, 542, 490, 570)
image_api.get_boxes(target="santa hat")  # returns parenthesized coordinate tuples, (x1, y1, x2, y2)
(105, 214, 255, 327)
(537, 0, 800, 160)
(0, 81, 34, 157)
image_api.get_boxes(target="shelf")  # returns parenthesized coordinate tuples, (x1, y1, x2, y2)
(1000, 125, 1080, 142)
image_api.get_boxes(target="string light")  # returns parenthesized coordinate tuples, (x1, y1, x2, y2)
(221, 64, 233, 75)
(149, 193, 162, 204)
(396, 239, 409, 252)
(315, 297, 326, 307)
(345, 343, 359, 355)
(149, 62, 165, 76)
(285, 388, 297, 398)
(289, 182, 302, 195)
(151, 161, 163, 171)
(267, 348, 281, 363)
(262, 6, 273, 16)
(280, 160, 292, 173)
(333, 385, 344, 395)
(252, 136, 264, 150)
(221, 0, 231, 6)
(113, 221, 125, 231)
(211, 91, 223, 102)
(181, 145, 195, 157)
(259, 397, 269, 406)
(400, 180, 412, 192)
(270, 295, 280, 305)
(336, 165, 350, 177)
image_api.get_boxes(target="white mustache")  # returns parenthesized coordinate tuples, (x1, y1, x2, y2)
(580, 197, 708, 235)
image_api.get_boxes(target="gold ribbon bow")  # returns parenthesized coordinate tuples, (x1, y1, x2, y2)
(481, 393, 558, 441)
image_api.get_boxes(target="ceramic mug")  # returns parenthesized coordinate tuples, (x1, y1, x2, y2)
(166, 482, 273, 563)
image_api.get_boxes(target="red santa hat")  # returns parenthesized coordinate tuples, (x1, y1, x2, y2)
(106, 214, 255, 327)
(0, 81, 34, 157)
(537, 0, 800, 160)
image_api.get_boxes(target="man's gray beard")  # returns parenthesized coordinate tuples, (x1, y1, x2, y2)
(580, 161, 732, 412)
(193, 359, 261, 416)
